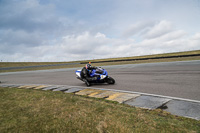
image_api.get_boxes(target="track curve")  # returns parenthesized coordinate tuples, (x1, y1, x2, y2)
(1, 60, 200, 100)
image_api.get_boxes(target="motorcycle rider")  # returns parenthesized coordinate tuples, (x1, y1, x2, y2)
(81, 63, 97, 86)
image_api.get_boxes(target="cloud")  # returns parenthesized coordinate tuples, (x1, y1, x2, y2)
(2, 29, 199, 62)
(0, 0, 61, 32)
(141, 30, 187, 47)
(121, 21, 156, 38)
(0, 30, 45, 47)
(143, 20, 174, 39)
(0, 0, 200, 62)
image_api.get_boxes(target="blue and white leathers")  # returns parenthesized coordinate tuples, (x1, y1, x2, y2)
(75, 67, 115, 86)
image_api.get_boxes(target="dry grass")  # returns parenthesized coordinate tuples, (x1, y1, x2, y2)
(0, 50, 200, 73)
(0, 87, 200, 132)
(90, 56, 200, 66)
(82, 50, 200, 62)
(0, 62, 72, 68)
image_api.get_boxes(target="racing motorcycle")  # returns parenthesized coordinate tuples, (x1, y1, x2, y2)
(75, 67, 115, 86)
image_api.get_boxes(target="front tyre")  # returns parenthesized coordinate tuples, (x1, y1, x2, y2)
(106, 76, 115, 84)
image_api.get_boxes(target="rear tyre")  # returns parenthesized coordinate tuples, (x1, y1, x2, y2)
(106, 76, 115, 84)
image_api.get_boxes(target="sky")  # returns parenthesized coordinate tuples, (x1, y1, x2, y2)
(0, 0, 200, 62)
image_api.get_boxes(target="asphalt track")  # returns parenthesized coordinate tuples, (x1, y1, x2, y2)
(1, 60, 200, 101)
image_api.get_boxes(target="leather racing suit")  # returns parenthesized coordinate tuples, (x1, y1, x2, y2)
(80, 66, 98, 81)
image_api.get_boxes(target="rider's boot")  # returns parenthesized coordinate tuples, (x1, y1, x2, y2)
(83, 78, 91, 86)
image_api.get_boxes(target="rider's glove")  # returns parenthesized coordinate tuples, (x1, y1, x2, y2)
(88, 70, 92, 73)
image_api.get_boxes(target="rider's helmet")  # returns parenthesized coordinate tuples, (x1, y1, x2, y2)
(85, 63, 92, 69)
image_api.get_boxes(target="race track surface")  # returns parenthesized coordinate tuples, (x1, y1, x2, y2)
(1, 60, 200, 101)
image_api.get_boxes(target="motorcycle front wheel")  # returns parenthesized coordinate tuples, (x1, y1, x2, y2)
(106, 76, 115, 84)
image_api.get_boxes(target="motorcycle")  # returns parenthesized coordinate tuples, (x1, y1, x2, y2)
(75, 67, 115, 86)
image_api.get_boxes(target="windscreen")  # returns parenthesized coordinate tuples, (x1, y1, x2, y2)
(95, 68, 104, 74)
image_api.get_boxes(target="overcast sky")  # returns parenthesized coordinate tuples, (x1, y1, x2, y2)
(0, 0, 200, 62)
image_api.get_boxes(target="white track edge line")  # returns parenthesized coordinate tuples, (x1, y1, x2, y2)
(2, 83, 200, 103)
(48, 84, 200, 104)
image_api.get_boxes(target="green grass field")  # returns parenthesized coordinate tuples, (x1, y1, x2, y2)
(0, 50, 200, 73)
(0, 87, 199, 132)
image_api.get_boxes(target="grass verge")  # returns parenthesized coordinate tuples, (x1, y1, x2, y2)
(0, 87, 199, 132)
